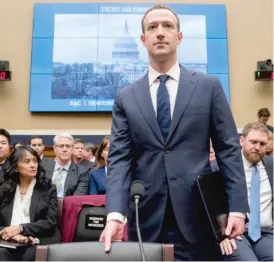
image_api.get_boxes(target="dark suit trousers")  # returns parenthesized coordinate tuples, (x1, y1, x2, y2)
(224, 228, 273, 261)
(0, 245, 36, 261)
(158, 194, 219, 261)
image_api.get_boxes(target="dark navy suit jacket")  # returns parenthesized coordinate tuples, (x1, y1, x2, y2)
(106, 66, 249, 243)
(88, 167, 106, 195)
(263, 155, 273, 194)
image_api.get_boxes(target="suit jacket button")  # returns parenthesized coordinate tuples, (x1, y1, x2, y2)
(162, 177, 167, 183)
(164, 149, 170, 154)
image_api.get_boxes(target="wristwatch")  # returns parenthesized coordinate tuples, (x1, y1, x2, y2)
(19, 224, 24, 233)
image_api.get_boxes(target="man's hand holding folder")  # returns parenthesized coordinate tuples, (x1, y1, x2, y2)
(196, 171, 246, 243)
(225, 215, 245, 239)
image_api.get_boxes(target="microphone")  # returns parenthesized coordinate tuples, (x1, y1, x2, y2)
(130, 180, 146, 262)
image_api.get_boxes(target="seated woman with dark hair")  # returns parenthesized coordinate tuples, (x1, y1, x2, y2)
(0, 146, 60, 261)
(88, 136, 109, 195)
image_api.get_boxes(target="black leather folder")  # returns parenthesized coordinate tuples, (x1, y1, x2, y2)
(0, 239, 30, 249)
(195, 171, 228, 243)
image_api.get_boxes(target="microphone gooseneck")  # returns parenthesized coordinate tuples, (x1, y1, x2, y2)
(130, 181, 146, 262)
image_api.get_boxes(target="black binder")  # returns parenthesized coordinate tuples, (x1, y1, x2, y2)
(0, 239, 30, 249)
(195, 171, 228, 243)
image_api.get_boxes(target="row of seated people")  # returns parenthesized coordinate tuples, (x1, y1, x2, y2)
(0, 122, 273, 198)
(12, 137, 97, 170)
(0, 129, 110, 197)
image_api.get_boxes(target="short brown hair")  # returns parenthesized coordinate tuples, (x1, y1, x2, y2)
(141, 4, 180, 33)
(95, 136, 109, 168)
(257, 108, 271, 118)
(74, 138, 85, 145)
(242, 122, 269, 138)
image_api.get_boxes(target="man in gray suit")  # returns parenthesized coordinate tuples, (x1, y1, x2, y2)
(46, 133, 89, 197)
(220, 122, 273, 261)
(29, 136, 54, 172)
(100, 4, 248, 260)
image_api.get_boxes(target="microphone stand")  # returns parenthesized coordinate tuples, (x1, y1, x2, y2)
(134, 196, 146, 262)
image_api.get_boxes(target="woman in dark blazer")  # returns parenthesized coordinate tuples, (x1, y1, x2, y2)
(88, 136, 109, 195)
(0, 146, 60, 261)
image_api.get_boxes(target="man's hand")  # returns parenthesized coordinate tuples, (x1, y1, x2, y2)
(225, 215, 245, 239)
(99, 220, 124, 252)
(220, 236, 242, 256)
(0, 226, 21, 240)
(12, 234, 29, 244)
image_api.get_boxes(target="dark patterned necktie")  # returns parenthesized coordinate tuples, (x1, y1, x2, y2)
(157, 75, 171, 141)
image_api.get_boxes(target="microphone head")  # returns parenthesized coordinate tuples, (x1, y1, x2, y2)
(130, 180, 145, 201)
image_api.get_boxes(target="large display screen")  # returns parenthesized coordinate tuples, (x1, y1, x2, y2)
(29, 3, 229, 112)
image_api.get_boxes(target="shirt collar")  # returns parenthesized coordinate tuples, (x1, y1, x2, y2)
(148, 62, 180, 86)
(54, 160, 71, 171)
(241, 152, 263, 169)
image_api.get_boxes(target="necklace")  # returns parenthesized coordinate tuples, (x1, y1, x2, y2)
(20, 192, 27, 195)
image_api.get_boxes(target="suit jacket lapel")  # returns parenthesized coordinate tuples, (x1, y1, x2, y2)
(30, 185, 41, 222)
(166, 67, 197, 143)
(46, 160, 55, 179)
(133, 73, 164, 144)
(267, 169, 273, 195)
(263, 157, 273, 194)
(1, 196, 15, 226)
(64, 164, 76, 195)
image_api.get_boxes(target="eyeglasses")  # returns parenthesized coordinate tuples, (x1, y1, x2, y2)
(55, 144, 73, 149)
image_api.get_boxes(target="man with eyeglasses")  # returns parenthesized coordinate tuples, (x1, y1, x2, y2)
(46, 132, 89, 197)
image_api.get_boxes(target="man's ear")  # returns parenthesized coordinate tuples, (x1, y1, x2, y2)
(140, 34, 146, 47)
(177, 31, 183, 45)
(53, 145, 57, 154)
(240, 136, 244, 148)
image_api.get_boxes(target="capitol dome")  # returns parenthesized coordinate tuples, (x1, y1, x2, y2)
(112, 20, 140, 61)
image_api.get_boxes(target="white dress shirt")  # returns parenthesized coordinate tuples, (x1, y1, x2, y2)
(52, 161, 71, 197)
(242, 154, 273, 228)
(149, 62, 180, 118)
(107, 63, 244, 223)
(10, 179, 36, 226)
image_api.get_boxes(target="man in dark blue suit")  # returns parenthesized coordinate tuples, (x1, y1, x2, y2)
(220, 122, 273, 261)
(100, 4, 249, 260)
